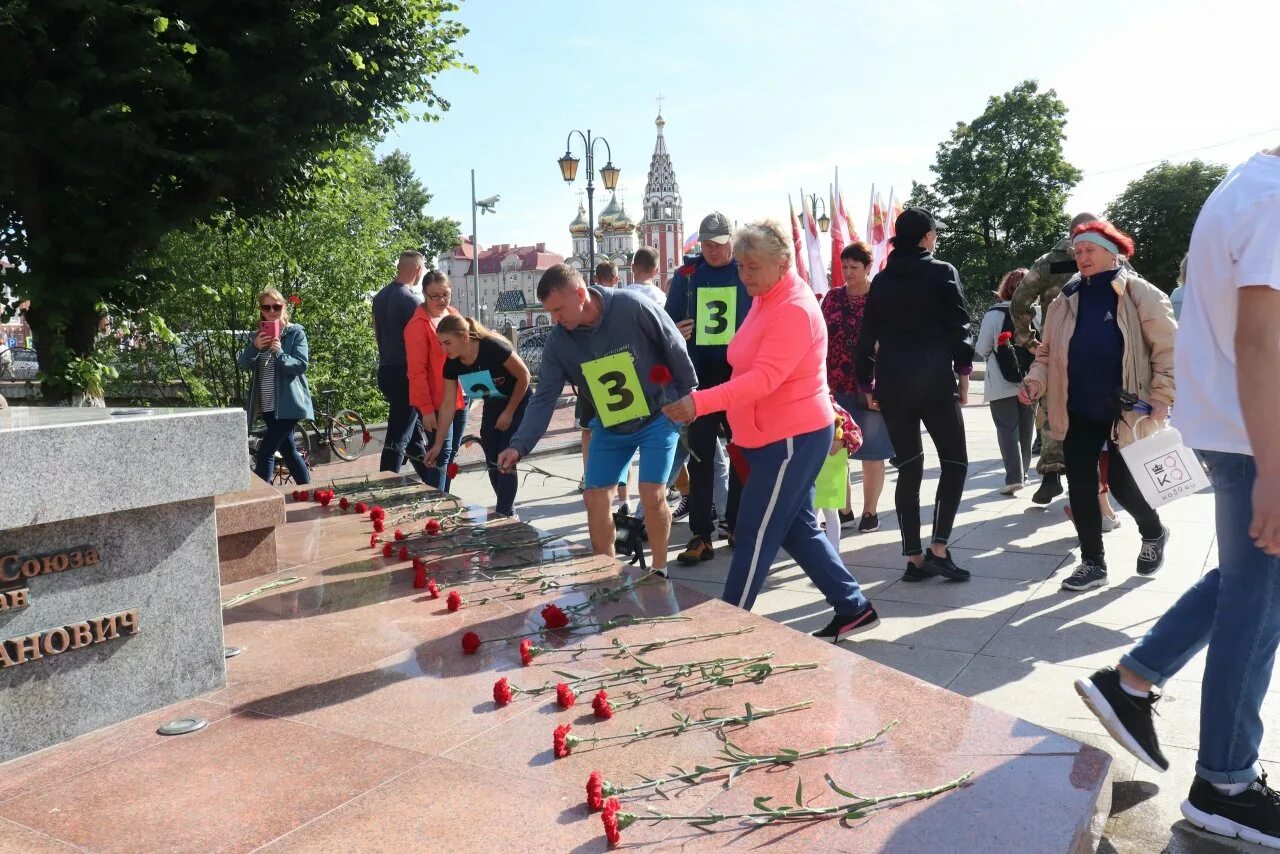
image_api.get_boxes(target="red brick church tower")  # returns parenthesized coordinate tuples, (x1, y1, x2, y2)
(638, 112, 685, 286)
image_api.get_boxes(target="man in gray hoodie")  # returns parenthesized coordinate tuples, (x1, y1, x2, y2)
(499, 263, 696, 575)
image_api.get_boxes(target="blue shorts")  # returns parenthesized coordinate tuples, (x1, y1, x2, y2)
(584, 415, 679, 489)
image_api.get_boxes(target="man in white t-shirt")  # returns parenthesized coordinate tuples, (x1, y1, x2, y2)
(1074, 145, 1280, 847)
(620, 247, 667, 307)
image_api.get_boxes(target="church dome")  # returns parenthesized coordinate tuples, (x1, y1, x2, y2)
(569, 202, 589, 237)
(597, 193, 623, 229)
(609, 202, 636, 233)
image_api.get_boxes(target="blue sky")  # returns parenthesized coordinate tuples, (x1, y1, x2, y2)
(383, 0, 1280, 266)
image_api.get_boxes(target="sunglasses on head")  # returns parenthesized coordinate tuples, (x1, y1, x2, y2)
(261, 304, 284, 312)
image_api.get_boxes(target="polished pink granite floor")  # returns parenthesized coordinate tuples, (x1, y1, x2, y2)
(0, 474, 1110, 853)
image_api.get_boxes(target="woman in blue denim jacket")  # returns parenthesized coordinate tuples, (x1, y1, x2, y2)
(237, 287, 314, 484)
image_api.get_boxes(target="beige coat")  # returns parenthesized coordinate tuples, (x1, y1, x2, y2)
(1023, 268, 1176, 448)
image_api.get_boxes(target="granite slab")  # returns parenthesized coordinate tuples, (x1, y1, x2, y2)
(0, 473, 1112, 851)
(0, 406, 248, 529)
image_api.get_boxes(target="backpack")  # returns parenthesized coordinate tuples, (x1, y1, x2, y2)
(989, 306, 1033, 384)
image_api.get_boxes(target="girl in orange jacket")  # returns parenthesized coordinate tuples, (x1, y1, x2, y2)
(404, 271, 468, 491)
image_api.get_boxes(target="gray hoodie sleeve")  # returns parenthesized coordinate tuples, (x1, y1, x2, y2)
(637, 298, 697, 396)
(507, 343, 565, 458)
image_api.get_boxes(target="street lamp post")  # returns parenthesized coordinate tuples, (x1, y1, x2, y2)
(556, 131, 620, 285)
(805, 192, 831, 234)
(470, 169, 500, 320)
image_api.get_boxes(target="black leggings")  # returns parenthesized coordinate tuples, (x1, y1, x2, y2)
(1063, 413, 1162, 563)
(881, 397, 969, 556)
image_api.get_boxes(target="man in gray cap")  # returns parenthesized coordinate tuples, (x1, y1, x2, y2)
(664, 212, 749, 564)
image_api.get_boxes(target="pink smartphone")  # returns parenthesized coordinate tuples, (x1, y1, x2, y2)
(259, 319, 280, 340)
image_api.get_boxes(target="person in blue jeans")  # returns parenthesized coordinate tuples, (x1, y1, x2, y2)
(238, 287, 313, 484)
(1074, 144, 1280, 847)
(426, 315, 531, 518)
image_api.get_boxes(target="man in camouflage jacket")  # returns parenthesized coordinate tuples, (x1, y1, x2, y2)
(1010, 212, 1099, 504)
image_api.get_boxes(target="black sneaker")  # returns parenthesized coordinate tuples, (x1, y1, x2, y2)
(1137, 526, 1170, 576)
(857, 513, 880, 534)
(812, 602, 880, 642)
(924, 549, 970, 581)
(1182, 773, 1280, 847)
(838, 509, 856, 527)
(1061, 559, 1108, 591)
(1032, 473, 1063, 505)
(1073, 667, 1168, 772)
(672, 496, 690, 521)
(901, 560, 938, 583)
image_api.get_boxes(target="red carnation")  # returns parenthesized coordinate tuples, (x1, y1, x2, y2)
(424, 518, 441, 535)
(553, 723, 574, 759)
(447, 590, 463, 612)
(426, 578, 439, 599)
(447, 462, 460, 480)
(339, 497, 350, 510)
(412, 562, 427, 589)
(299, 490, 311, 502)
(373, 519, 385, 534)
(997, 330, 1014, 346)
(369, 534, 380, 548)
(592, 690, 614, 720)
(382, 542, 394, 557)
(394, 528, 406, 541)
(317, 492, 332, 507)
(355, 501, 369, 514)
(519, 638, 535, 666)
(288, 294, 301, 307)
(678, 263, 696, 277)
(493, 677, 513, 707)
(362, 430, 372, 444)
(648, 364, 673, 385)
(541, 603, 570, 629)
(398, 545, 409, 560)
(290, 490, 301, 501)
(556, 682, 576, 709)
(461, 631, 481, 654)
(601, 797, 626, 846)
(586, 771, 606, 812)
(370, 505, 386, 520)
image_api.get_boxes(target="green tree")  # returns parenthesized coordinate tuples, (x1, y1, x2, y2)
(378, 149, 461, 266)
(0, 1, 469, 401)
(908, 80, 1082, 313)
(105, 145, 408, 420)
(1105, 159, 1228, 292)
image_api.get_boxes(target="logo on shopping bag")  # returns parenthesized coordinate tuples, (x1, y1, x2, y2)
(1147, 454, 1188, 490)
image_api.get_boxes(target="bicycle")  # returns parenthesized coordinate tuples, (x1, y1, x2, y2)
(247, 389, 369, 485)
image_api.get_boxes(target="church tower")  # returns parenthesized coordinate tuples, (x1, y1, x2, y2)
(638, 111, 685, 286)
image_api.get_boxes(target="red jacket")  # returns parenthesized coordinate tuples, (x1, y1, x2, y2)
(404, 305, 464, 419)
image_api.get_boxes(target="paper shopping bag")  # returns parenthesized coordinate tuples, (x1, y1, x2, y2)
(1118, 424, 1210, 508)
(815, 448, 849, 510)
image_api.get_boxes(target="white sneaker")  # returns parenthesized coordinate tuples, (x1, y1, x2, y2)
(999, 482, 1025, 496)
(1102, 514, 1122, 533)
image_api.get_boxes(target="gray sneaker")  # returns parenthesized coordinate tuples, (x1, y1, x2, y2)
(1061, 559, 1108, 592)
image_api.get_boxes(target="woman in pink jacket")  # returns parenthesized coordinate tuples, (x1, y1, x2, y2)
(663, 220, 877, 642)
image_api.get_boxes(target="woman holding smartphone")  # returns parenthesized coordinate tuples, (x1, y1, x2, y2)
(425, 315, 530, 517)
(238, 287, 314, 484)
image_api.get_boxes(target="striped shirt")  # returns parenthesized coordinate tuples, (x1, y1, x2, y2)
(257, 351, 277, 414)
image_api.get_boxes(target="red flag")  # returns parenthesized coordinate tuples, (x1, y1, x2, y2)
(830, 171, 848, 288)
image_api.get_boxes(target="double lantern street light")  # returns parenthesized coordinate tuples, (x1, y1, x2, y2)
(805, 192, 832, 234)
(557, 130, 620, 285)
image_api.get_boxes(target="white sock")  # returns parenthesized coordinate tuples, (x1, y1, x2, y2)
(1213, 781, 1250, 796)
(1119, 682, 1150, 698)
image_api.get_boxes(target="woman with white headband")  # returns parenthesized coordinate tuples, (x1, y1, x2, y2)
(1020, 219, 1178, 592)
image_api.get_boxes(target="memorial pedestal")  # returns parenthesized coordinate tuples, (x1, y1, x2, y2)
(0, 406, 246, 763)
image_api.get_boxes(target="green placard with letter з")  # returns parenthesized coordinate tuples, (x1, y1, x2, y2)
(695, 286, 738, 346)
(580, 351, 651, 428)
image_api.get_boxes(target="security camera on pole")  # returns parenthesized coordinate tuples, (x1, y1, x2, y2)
(470, 170, 500, 323)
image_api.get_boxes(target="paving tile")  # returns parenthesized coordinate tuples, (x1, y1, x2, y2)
(0, 819, 79, 853)
(850, 600, 1017, 654)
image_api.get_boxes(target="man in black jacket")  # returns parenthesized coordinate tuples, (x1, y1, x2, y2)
(856, 208, 974, 583)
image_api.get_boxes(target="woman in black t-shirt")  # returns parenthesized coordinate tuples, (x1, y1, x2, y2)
(425, 315, 531, 517)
